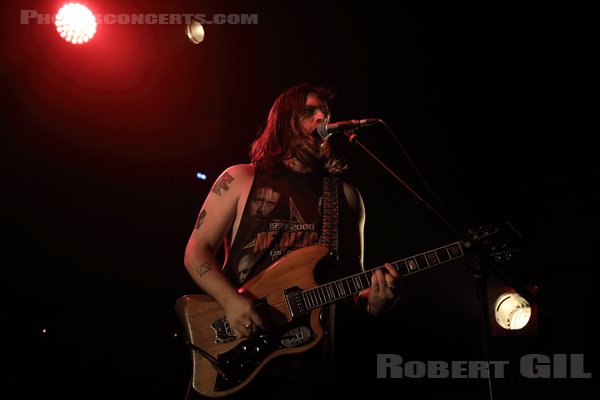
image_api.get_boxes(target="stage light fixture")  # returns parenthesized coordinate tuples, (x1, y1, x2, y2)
(186, 18, 205, 44)
(55, 3, 97, 44)
(487, 279, 538, 337)
(493, 291, 532, 330)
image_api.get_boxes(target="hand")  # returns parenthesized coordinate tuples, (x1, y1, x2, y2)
(367, 263, 400, 315)
(222, 293, 266, 338)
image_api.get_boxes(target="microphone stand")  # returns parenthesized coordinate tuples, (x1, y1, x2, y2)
(343, 130, 465, 241)
(342, 128, 538, 400)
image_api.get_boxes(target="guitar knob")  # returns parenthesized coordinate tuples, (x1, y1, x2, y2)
(260, 335, 270, 344)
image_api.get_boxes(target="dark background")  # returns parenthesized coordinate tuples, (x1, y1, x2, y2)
(2, 0, 597, 399)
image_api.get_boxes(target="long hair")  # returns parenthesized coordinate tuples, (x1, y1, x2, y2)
(249, 83, 346, 174)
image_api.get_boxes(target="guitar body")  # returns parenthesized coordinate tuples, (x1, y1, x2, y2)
(175, 245, 332, 398)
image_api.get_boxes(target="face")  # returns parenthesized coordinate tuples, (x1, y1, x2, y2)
(300, 94, 329, 135)
(295, 93, 330, 164)
(249, 186, 281, 225)
(236, 253, 253, 283)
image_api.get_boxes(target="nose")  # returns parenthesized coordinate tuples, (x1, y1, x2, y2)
(314, 110, 326, 124)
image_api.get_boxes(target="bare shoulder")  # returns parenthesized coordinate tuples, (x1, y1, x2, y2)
(342, 181, 365, 214)
(223, 164, 254, 182)
(211, 164, 254, 197)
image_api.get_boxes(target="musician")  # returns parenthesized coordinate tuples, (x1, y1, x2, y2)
(183, 83, 401, 399)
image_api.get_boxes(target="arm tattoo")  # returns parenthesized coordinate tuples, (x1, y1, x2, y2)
(195, 262, 211, 277)
(211, 172, 234, 196)
(194, 209, 207, 230)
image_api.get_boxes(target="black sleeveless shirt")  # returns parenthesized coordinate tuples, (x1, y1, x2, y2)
(224, 167, 325, 285)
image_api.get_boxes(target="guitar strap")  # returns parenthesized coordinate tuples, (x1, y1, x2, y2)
(319, 176, 340, 362)
(319, 176, 339, 260)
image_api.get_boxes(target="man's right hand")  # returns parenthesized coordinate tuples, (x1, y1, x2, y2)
(222, 293, 267, 338)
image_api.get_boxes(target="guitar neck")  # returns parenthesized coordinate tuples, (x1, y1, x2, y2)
(301, 241, 465, 310)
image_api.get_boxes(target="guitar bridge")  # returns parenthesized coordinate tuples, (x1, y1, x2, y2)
(211, 317, 236, 343)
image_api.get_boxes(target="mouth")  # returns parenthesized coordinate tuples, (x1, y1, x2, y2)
(309, 129, 324, 145)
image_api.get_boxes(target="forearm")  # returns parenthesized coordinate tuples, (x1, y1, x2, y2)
(184, 248, 239, 309)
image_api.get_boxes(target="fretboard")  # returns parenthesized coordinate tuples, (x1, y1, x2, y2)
(299, 241, 465, 310)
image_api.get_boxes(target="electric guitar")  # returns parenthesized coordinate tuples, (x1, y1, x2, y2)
(175, 222, 518, 397)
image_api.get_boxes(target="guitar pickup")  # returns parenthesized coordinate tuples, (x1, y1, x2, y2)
(284, 286, 307, 318)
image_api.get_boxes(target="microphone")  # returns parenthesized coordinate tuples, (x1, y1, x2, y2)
(316, 118, 379, 139)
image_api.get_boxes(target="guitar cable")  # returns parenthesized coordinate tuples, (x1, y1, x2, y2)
(185, 339, 230, 379)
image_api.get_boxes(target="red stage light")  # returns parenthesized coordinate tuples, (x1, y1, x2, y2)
(55, 3, 97, 45)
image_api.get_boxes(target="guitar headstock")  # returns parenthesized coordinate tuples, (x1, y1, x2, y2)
(466, 221, 521, 262)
